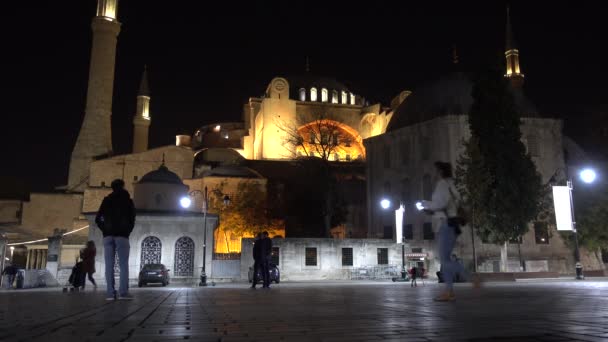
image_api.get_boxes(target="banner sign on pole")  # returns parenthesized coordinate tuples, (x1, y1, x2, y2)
(395, 204, 405, 243)
(552, 186, 573, 231)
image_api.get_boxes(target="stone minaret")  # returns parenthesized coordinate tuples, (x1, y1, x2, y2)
(132, 67, 151, 153)
(67, 0, 121, 191)
(504, 6, 524, 88)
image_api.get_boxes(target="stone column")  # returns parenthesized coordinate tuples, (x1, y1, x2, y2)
(46, 230, 64, 284)
(0, 234, 6, 287)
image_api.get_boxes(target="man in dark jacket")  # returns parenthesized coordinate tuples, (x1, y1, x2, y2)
(2, 263, 17, 289)
(259, 231, 273, 288)
(95, 179, 135, 300)
(250, 233, 262, 289)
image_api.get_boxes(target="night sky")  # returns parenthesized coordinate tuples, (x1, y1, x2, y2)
(2, 1, 606, 198)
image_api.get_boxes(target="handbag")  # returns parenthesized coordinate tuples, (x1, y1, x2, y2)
(447, 184, 469, 229)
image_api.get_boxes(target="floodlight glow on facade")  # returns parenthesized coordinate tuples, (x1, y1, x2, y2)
(180, 197, 192, 209)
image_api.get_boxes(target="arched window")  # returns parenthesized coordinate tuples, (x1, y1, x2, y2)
(174, 237, 195, 277)
(527, 135, 540, 157)
(331, 90, 338, 104)
(310, 87, 318, 102)
(299, 88, 306, 101)
(422, 174, 432, 200)
(141, 236, 162, 268)
(350, 93, 355, 105)
(341, 91, 347, 104)
(321, 88, 328, 102)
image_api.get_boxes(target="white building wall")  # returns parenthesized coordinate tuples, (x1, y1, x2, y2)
(364, 114, 599, 274)
(84, 213, 218, 285)
(241, 238, 408, 281)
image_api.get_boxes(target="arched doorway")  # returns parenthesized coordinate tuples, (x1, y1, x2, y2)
(174, 237, 195, 277)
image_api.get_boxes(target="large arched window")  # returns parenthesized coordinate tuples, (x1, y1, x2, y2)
(350, 93, 355, 105)
(299, 88, 306, 101)
(341, 91, 347, 104)
(331, 90, 338, 104)
(321, 88, 328, 102)
(141, 236, 162, 268)
(310, 87, 318, 102)
(174, 237, 195, 277)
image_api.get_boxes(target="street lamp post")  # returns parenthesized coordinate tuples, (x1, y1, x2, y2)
(551, 167, 597, 280)
(381, 198, 408, 282)
(182, 187, 210, 286)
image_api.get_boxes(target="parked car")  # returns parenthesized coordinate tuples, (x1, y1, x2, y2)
(138, 264, 170, 287)
(248, 263, 280, 284)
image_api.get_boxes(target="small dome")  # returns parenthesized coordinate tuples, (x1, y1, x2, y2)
(138, 164, 184, 185)
(387, 72, 540, 132)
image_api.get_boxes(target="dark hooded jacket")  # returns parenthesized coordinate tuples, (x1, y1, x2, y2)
(95, 189, 136, 238)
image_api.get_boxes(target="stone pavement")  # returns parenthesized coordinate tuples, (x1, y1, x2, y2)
(1, 280, 608, 341)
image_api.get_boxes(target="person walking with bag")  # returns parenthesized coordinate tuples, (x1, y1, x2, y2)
(80, 240, 97, 290)
(420, 161, 464, 302)
(95, 179, 136, 301)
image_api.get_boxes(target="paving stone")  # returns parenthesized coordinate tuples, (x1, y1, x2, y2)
(1, 281, 608, 341)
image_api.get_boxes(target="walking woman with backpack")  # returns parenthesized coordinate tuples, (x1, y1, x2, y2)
(419, 161, 465, 302)
(80, 240, 97, 290)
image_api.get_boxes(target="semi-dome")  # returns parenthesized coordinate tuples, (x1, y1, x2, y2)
(138, 164, 184, 185)
(387, 72, 540, 132)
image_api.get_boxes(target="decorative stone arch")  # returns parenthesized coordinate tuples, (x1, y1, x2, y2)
(140, 236, 162, 269)
(296, 119, 366, 160)
(174, 236, 195, 277)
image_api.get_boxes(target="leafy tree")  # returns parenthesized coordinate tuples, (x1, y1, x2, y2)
(277, 112, 361, 161)
(562, 183, 608, 258)
(457, 67, 543, 271)
(209, 180, 283, 253)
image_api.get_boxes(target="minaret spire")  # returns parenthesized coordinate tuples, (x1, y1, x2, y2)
(138, 65, 150, 96)
(68, 0, 121, 191)
(133, 65, 151, 153)
(504, 6, 524, 88)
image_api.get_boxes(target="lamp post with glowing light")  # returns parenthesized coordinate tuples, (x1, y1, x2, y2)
(381, 198, 408, 282)
(181, 188, 210, 286)
(551, 167, 598, 280)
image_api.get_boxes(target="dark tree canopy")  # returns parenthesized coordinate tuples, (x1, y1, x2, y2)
(457, 67, 543, 244)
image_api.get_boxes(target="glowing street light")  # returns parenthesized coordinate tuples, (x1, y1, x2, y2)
(179, 196, 192, 209)
(551, 166, 599, 280)
(380, 198, 407, 282)
(579, 168, 597, 184)
(380, 198, 391, 210)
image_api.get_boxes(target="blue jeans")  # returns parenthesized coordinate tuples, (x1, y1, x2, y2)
(438, 220, 463, 291)
(103, 236, 130, 297)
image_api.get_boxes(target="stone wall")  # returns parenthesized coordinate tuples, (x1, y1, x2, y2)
(84, 212, 218, 285)
(241, 238, 405, 281)
(0, 200, 22, 224)
(20, 193, 83, 238)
